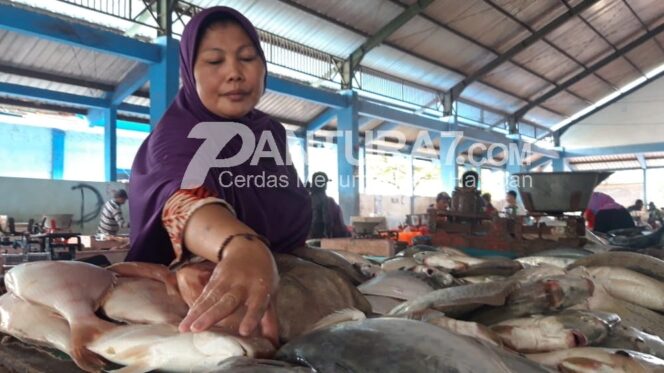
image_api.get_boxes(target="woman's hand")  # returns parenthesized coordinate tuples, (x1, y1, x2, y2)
(178, 239, 279, 344)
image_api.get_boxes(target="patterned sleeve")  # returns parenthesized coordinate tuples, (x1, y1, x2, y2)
(162, 187, 236, 266)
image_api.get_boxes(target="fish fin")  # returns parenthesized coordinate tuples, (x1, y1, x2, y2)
(308, 308, 366, 333)
(107, 363, 155, 373)
(70, 318, 117, 372)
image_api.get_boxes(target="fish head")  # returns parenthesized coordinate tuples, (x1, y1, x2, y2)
(556, 311, 614, 347)
(544, 276, 594, 310)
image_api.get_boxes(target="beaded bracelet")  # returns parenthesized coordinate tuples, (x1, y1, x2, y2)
(217, 233, 271, 261)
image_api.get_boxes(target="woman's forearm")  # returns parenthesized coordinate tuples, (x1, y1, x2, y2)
(183, 204, 256, 262)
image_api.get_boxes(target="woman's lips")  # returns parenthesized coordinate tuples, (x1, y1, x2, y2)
(223, 91, 250, 102)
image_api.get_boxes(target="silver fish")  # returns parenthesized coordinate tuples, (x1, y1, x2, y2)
(388, 280, 517, 316)
(527, 348, 664, 373)
(364, 295, 403, 315)
(516, 256, 576, 268)
(358, 271, 435, 301)
(568, 252, 664, 282)
(491, 310, 618, 353)
(470, 275, 594, 325)
(588, 266, 664, 312)
(381, 256, 419, 272)
(208, 357, 314, 372)
(276, 318, 552, 372)
(452, 259, 523, 277)
(601, 325, 664, 360)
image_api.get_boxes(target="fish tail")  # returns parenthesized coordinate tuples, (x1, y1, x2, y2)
(69, 318, 117, 372)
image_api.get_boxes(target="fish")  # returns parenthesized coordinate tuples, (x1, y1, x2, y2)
(364, 295, 403, 315)
(509, 265, 566, 284)
(412, 265, 455, 288)
(568, 252, 664, 282)
(88, 323, 274, 373)
(412, 252, 472, 271)
(587, 266, 664, 311)
(274, 254, 372, 342)
(101, 277, 189, 325)
(107, 262, 179, 296)
(209, 357, 314, 372)
(329, 250, 373, 267)
(396, 244, 439, 257)
(381, 256, 419, 272)
(276, 318, 553, 372)
(516, 256, 576, 268)
(357, 271, 435, 301)
(426, 315, 502, 347)
(470, 275, 594, 325)
(307, 308, 366, 333)
(0, 292, 71, 355)
(290, 246, 367, 285)
(527, 348, 664, 373)
(490, 310, 619, 353)
(0, 294, 274, 373)
(601, 325, 664, 360)
(534, 248, 595, 258)
(4, 261, 117, 372)
(571, 278, 664, 338)
(388, 280, 517, 317)
(459, 275, 508, 284)
(452, 259, 523, 277)
(176, 261, 216, 308)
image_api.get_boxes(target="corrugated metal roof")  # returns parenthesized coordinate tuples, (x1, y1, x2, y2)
(0, 30, 137, 85)
(256, 91, 326, 124)
(190, 0, 365, 58)
(0, 73, 106, 98)
(0, 0, 663, 144)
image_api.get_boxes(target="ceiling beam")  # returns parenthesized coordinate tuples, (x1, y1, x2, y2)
(483, 0, 618, 92)
(276, 0, 564, 123)
(449, 0, 599, 99)
(385, 0, 591, 106)
(346, 0, 434, 73)
(0, 2, 160, 63)
(0, 62, 115, 92)
(110, 63, 150, 106)
(636, 153, 647, 169)
(514, 22, 664, 121)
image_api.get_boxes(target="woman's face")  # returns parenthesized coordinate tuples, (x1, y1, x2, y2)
(194, 22, 265, 119)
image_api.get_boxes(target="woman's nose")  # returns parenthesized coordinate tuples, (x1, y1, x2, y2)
(225, 59, 243, 82)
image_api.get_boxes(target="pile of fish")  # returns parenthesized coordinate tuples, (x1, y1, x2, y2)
(2, 245, 664, 372)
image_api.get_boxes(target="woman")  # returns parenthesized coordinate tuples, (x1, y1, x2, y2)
(128, 7, 311, 344)
(584, 192, 634, 233)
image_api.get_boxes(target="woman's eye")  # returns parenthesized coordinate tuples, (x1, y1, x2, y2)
(240, 55, 257, 62)
(207, 60, 222, 65)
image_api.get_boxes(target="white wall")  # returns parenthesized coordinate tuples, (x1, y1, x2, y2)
(0, 177, 128, 235)
(562, 75, 664, 149)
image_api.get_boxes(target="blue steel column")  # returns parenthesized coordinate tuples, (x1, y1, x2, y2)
(440, 136, 459, 194)
(337, 92, 360, 224)
(149, 36, 180, 127)
(51, 129, 65, 179)
(552, 133, 565, 171)
(104, 107, 118, 182)
(301, 136, 309, 183)
(505, 140, 526, 191)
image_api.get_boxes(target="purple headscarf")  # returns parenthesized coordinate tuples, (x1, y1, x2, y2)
(127, 7, 311, 265)
(588, 192, 623, 213)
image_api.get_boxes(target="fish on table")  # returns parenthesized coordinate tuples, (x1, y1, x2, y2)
(490, 310, 619, 353)
(600, 324, 664, 360)
(587, 266, 664, 312)
(358, 270, 436, 301)
(276, 318, 553, 373)
(101, 277, 189, 325)
(568, 252, 664, 282)
(4, 261, 117, 372)
(0, 292, 275, 373)
(527, 347, 664, 373)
